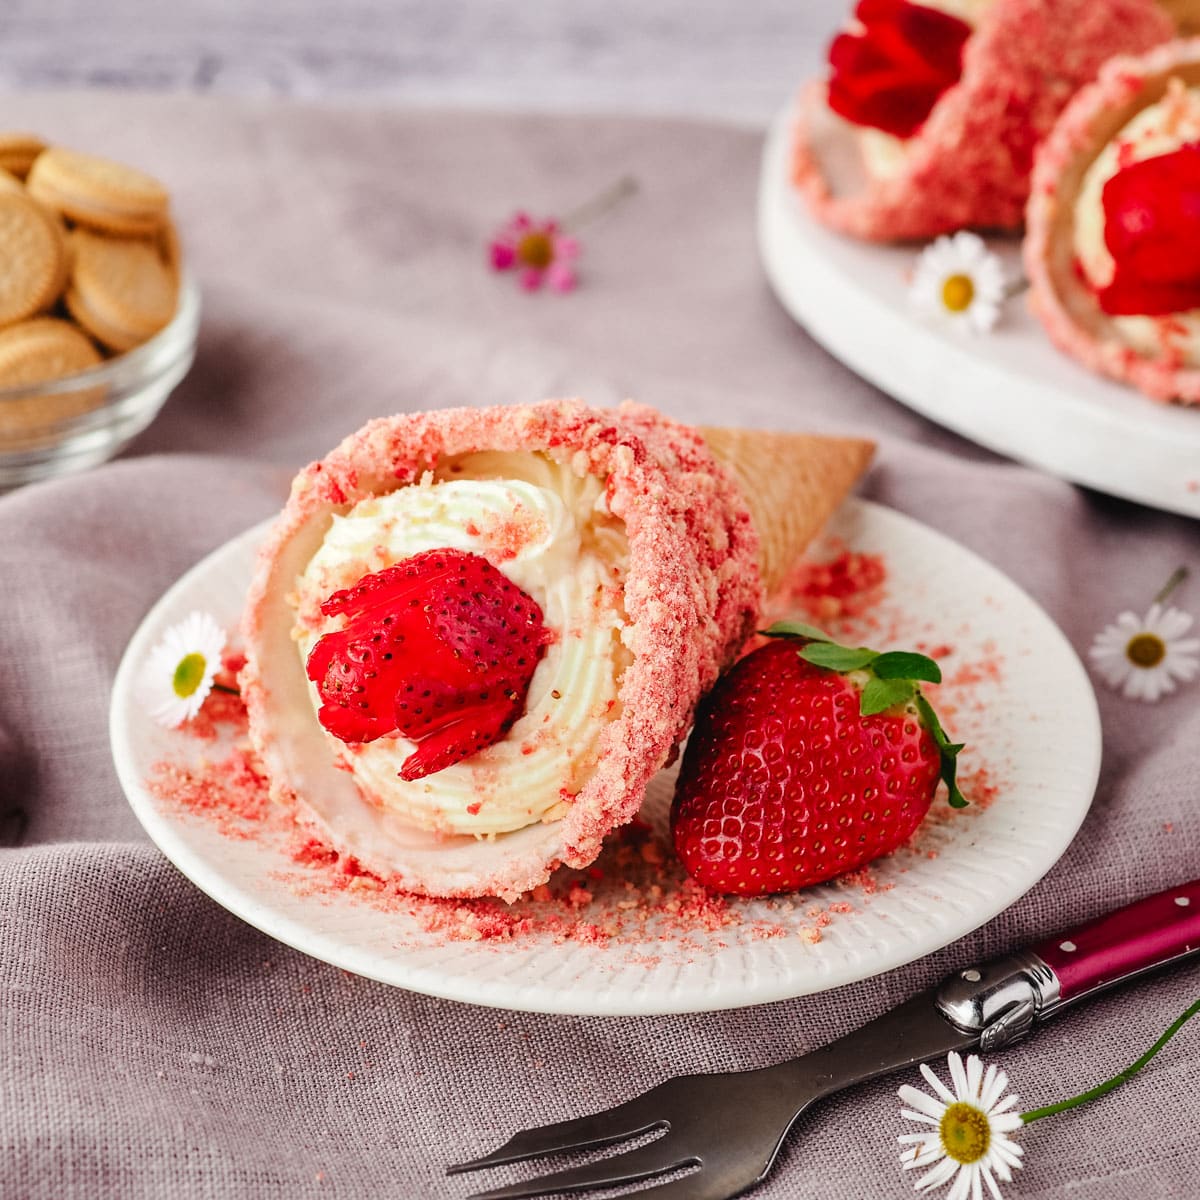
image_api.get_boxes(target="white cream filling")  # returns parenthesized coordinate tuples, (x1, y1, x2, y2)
(291, 451, 629, 838)
(1075, 78, 1200, 364)
(852, 0, 994, 181)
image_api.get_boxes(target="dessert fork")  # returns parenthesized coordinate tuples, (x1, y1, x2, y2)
(449, 878, 1200, 1199)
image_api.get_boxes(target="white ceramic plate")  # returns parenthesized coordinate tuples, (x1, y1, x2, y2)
(758, 105, 1200, 520)
(110, 500, 1100, 1016)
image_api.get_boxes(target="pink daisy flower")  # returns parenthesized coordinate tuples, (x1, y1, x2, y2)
(489, 212, 580, 293)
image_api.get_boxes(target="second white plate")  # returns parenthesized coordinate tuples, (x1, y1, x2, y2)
(110, 499, 1100, 1015)
(758, 104, 1200, 520)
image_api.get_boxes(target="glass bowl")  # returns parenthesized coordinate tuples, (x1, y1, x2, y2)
(0, 273, 200, 489)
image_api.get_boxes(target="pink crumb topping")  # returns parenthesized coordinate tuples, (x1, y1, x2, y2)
(791, 0, 1172, 241)
(473, 505, 548, 562)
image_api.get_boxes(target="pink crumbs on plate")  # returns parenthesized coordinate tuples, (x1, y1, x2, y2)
(148, 748, 271, 839)
(146, 541, 1014, 958)
(179, 651, 247, 742)
(779, 546, 887, 625)
(278, 816, 750, 949)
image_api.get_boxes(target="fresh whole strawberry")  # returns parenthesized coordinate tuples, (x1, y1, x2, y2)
(305, 548, 550, 780)
(671, 622, 965, 896)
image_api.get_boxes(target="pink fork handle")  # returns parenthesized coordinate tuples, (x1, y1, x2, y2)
(1032, 878, 1200, 1004)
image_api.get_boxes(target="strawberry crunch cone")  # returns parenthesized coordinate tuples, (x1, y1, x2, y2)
(791, 0, 1173, 242)
(240, 401, 873, 901)
(1026, 39, 1200, 403)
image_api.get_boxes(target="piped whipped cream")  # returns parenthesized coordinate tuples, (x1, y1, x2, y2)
(291, 450, 630, 838)
(1075, 77, 1200, 365)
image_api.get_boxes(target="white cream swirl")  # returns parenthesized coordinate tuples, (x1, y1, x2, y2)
(1074, 78, 1200, 365)
(291, 451, 630, 838)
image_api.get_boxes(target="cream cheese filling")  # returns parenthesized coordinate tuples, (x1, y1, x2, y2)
(290, 451, 630, 838)
(1074, 78, 1200, 365)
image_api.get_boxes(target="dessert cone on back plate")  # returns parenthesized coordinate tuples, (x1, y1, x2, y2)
(791, 0, 1174, 242)
(1160, 0, 1200, 35)
(241, 401, 873, 901)
(1026, 39, 1200, 404)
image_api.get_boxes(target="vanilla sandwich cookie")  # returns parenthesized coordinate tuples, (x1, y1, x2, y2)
(28, 146, 169, 237)
(0, 133, 47, 181)
(0, 190, 68, 330)
(65, 228, 178, 353)
(0, 317, 104, 446)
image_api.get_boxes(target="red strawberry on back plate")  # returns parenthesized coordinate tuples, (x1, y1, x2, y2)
(305, 548, 550, 780)
(671, 624, 965, 896)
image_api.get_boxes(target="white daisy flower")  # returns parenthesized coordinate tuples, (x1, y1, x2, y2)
(898, 1051, 1024, 1200)
(909, 232, 1007, 332)
(140, 611, 227, 728)
(1089, 602, 1200, 702)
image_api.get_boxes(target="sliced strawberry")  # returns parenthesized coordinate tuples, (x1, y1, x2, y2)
(827, 0, 970, 140)
(671, 627, 963, 897)
(1097, 143, 1200, 317)
(305, 549, 549, 779)
(397, 696, 520, 781)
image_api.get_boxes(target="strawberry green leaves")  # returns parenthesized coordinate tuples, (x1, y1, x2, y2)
(873, 651, 942, 682)
(859, 651, 942, 720)
(764, 620, 833, 641)
(915, 693, 967, 808)
(763, 621, 967, 808)
(799, 642, 880, 672)
(860, 675, 921, 716)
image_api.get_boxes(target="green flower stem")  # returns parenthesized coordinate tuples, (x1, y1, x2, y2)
(562, 176, 638, 231)
(1003, 277, 1030, 301)
(211, 683, 240, 696)
(1153, 566, 1189, 606)
(1021, 998, 1200, 1124)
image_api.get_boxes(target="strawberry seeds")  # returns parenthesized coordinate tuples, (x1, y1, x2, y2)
(305, 548, 550, 780)
(671, 628, 962, 897)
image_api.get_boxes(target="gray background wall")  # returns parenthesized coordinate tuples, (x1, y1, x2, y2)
(0, 0, 843, 121)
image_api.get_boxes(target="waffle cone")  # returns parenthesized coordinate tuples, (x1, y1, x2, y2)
(701, 426, 874, 595)
(1159, 0, 1200, 31)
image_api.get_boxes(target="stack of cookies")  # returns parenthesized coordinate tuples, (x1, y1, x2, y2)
(0, 132, 180, 445)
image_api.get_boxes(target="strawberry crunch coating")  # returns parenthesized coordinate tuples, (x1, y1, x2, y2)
(1026, 38, 1200, 403)
(240, 401, 762, 901)
(792, 0, 1173, 241)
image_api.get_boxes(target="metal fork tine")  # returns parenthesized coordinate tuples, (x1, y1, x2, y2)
(610, 1167, 748, 1200)
(462, 1141, 693, 1200)
(448, 1093, 667, 1175)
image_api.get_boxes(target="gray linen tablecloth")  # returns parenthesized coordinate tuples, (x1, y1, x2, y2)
(1, 94, 1197, 1199)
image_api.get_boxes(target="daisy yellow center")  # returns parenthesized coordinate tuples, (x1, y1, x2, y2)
(941, 274, 975, 313)
(517, 231, 555, 270)
(172, 653, 208, 699)
(1126, 632, 1166, 668)
(939, 1102, 991, 1165)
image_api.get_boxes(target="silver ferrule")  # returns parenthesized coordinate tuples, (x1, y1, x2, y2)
(935, 950, 1061, 1052)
